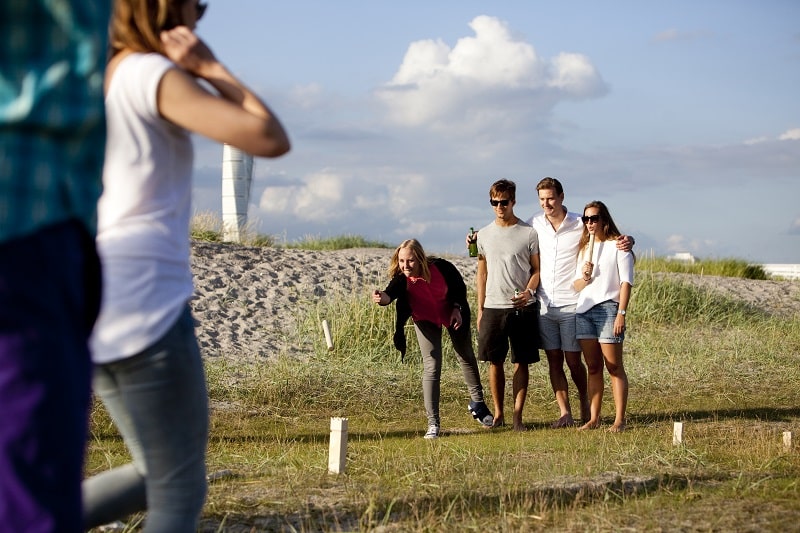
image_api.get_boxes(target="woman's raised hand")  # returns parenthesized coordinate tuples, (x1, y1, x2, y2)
(160, 26, 217, 78)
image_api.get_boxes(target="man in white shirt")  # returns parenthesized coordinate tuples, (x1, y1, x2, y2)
(530, 177, 633, 428)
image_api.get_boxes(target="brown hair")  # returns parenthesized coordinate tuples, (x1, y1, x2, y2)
(489, 179, 516, 201)
(578, 200, 628, 251)
(536, 176, 564, 196)
(108, 0, 187, 57)
(388, 239, 431, 282)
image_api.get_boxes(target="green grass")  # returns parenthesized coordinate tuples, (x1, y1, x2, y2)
(637, 255, 769, 280)
(190, 211, 390, 251)
(281, 234, 391, 251)
(85, 256, 800, 532)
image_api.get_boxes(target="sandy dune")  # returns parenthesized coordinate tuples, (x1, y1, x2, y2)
(190, 241, 800, 362)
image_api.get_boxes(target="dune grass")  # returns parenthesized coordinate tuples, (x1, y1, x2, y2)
(190, 211, 390, 251)
(636, 254, 769, 280)
(281, 234, 391, 251)
(85, 258, 800, 531)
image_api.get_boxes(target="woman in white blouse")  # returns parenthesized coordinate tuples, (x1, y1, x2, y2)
(573, 201, 634, 432)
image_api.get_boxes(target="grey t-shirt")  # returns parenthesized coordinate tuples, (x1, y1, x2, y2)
(477, 220, 539, 309)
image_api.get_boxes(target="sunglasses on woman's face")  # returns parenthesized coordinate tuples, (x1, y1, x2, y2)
(581, 215, 601, 224)
(196, 1, 207, 20)
(490, 199, 511, 207)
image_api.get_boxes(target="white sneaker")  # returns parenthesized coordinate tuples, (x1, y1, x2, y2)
(424, 425, 440, 439)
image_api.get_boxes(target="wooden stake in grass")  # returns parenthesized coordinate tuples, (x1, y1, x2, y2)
(673, 422, 684, 445)
(322, 319, 334, 350)
(784, 431, 793, 452)
(328, 417, 348, 474)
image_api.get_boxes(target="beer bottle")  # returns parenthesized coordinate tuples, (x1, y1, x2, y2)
(468, 227, 478, 257)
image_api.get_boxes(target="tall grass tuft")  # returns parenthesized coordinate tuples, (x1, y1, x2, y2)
(190, 216, 390, 251)
(282, 234, 391, 250)
(629, 271, 762, 326)
(637, 255, 769, 279)
(190, 210, 276, 247)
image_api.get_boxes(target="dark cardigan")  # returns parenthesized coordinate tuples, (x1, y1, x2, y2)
(382, 257, 471, 360)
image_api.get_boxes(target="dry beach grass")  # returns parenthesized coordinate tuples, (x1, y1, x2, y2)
(189, 241, 800, 364)
(86, 240, 800, 532)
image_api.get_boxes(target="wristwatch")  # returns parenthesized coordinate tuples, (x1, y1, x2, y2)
(617, 310, 626, 316)
(526, 288, 535, 298)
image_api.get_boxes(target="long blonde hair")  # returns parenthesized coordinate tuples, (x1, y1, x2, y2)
(387, 239, 431, 282)
(108, 0, 187, 57)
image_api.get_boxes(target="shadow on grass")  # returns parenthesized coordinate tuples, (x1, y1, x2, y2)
(197, 472, 720, 532)
(627, 406, 800, 425)
(203, 405, 800, 445)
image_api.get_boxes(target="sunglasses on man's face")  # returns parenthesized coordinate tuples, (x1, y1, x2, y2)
(490, 199, 511, 207)
(197, 1, 208, 20)
(581, 215, 601, 224)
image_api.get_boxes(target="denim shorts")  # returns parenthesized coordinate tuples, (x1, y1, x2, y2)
(576, 300, 624, 343)
(538, 303, 580, 352)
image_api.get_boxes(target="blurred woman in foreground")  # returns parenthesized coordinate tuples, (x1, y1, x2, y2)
(83, 0, 289, 530)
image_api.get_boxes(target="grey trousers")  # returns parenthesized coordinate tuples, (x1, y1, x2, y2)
(83, 306, 208, 532)
(413, 320, 485, 427)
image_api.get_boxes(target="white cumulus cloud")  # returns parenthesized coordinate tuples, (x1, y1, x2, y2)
(376, 15, 606, 132)
(665, 234, 716, 254)
(258, 171, 345, 222)
(779, 128, 800, 141)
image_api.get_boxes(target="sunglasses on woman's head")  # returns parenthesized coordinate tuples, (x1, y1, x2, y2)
(581, 215, 601, 224)
(490, 199, 511, 207)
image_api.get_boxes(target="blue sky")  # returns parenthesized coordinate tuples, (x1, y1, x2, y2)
(192, 1, 800, 263)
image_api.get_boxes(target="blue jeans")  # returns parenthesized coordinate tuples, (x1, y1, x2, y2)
(83, 306, 208, 532)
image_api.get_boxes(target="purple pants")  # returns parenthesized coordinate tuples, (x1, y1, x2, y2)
(0, 220, 101, 532)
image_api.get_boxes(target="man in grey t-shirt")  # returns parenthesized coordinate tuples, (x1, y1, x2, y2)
(476, 179, 541, 431)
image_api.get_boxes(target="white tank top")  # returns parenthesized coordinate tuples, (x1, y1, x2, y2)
(91, 53, 195, 363)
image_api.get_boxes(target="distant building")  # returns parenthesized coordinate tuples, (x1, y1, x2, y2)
(668, 252, 696, 264)
(760, 264, 800, 280)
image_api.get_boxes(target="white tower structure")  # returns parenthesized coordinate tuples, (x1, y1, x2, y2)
(221, 144, 254, 243)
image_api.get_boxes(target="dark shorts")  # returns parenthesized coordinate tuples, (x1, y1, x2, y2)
(478, 304, 540, 365)
(0, 220, 101, 530)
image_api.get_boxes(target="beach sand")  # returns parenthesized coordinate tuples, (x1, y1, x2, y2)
(189, 241, 800, 363)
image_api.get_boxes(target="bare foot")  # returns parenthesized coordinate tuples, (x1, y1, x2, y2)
(491, 417, 505, 428)
(512, 416, 526, 432)
(550, 414, 575, 429)
(578, 420, 599, 430)
(607, 423, 626, 433)
(580, 404, 591, 424)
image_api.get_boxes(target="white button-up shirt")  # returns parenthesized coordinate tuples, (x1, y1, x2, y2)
(529, 210, 584, 309)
